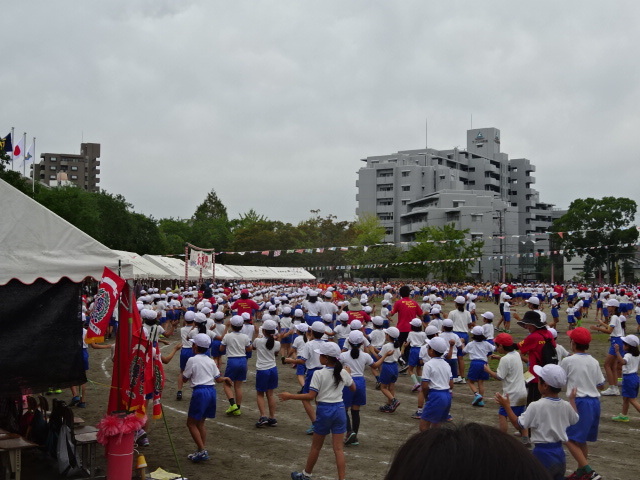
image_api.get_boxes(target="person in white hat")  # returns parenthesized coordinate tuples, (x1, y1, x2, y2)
(279, 341, 355, 480)
(253, 319, 281, 428)
(462, 326, 496, 407)
(220, 315, 252, 416)
(182, 333, 233, 463)
(612, 334, 640, 422)
(377, 327, 403, 413)
(496, 364, 579, 480)
(447, 296, 473, 383)
(592, 299, 624, 395)
(405, 318, 427, 392)
(419, 337, 453, 431)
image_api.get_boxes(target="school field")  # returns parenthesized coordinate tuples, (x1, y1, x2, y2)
(20, 300, 639, 480)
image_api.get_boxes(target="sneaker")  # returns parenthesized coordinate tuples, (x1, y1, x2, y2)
(389, 398, 401, 412)
(305, 425, 314, 435)
(476, 400, 485, 407)
(349, 434, 359, 446)
(135, 430, 149, 447)
(176, 391, 182, 401)
(232, 408, 242, 416)
(588, 471, 603, 480)
(53, 389, 63, 394)
(411, 409, 423, 419)
(411, 383, 421, 392)
(399, 365, 409, 374)
(46, 388, 54, 395)
(267, 418, 278, 427)
(256, 416, 269, 428)
(379, 404, 392, 413)
(225, 404, 240, 415)
(602, 386, 619, 396)
(446, 414, 453, 422)
(77, 402, 86, 408)
(612, 414, 630, 422)
(472, 393, 483, 406)
(504, 330, 511, 334)
(291, 472, 311, 480)
(520, 436, 531, 448)
(138, 436, 149, 447)
(453, 376, 466, 384)
(69, 396, 80, 407)
(190, 450, 209, 463)
(344, 431, 357, 445)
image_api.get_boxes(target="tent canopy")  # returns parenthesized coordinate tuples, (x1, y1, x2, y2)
(111, 251, 173, 280)
(0, 179, 133, 285)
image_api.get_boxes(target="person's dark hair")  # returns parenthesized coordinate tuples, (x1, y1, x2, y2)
(384, 422, 552, 480)
(392, 336, 402, 349)
(349, 342, 361, 359)
(625, 343, 640, 356)
(502, 344, 517, 352)
(231, 324, 242, 332)
(411, 324, 422, 332)
(539, 377, 562, 394)
(399, 286, 411, 298)
(240, 292, 249, 299)
(327, 355, 343, 388)
(473, 334, 486, 342)
(457, 303, 464, 312)
(195, 346, 208, 354)
(312, 330, 324, 339)
(443, 325, 453, 332)
(263, 329, 276, 350)
(574, 343, 590, 351)
(307, 295, 318, 303)
(197, 323, 207, 334)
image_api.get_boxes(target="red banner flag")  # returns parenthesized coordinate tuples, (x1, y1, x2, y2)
(86, 267, 126, 344)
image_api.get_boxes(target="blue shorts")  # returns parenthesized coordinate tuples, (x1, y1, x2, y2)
(568, 316, 575, 324)
(408, 346, 421, 367)
(503, 312, 511, 322)
(313, 402, 347, 435)
(210, 339, 223, 358)
(188, 385, 216, 420)
(342, 376, 366, 408)
(280, 329, 293, 344)
(622, 373, 639, 399)
(302, 367, 321, 394)
(498, 405, 525, 418)
(305, 315, 321, 326)
(82, 349, 89, 371)
(380, 362, 399, 385)
(421, 389, 452, 424)
(296, 356, 307, 376)
(533, 442, 565, 480)
(551, 308, 559, 318)
(445, 358, 458, 378)
(454, 332, 468, 356)
(337, 338, 346, 350)
(225, 357, 248, 382)
(636, 315, 640, 326)
(255, 367, 278, 392)
(467, 359, 489, 381)
(180, 347, 195, 370)
(583, 299, 591, 308)
(609, 337, 624, 355)
(596, 300, 603, 309)
(567, 397, 600, 443)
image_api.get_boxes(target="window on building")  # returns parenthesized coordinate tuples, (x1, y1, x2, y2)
(50, 157, 57, 162)
(511, 167, 518, 173)
(401, 171, 410, 177)
(401, 185, 410, 191)
(446, 211, 460, 222)
(378, 213, 394, 221)
(49, 175, 56, 179)
(471, 234, 483, 241)
(377, 169, 393, 178)
(468, 181, 475, 186)
(512, 179, 518, 185)
(50, 165, 56, 171)
(452, 201, 465, 208)
(471, 214, 482, 222)
(385, 227, 393, 235)
(377, 199, 393, 206)
(401, 200, 409, 206)
(377, 184, 393, 192)
(439, 174, 446, 180)
(71, 175, 78, 180)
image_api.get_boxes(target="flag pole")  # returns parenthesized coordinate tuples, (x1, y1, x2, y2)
(22, 132, 26, 177)
(10, 127, 14, 170)
(32, 137, 36, 193)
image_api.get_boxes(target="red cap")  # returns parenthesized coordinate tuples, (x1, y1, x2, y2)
(494, 333, 514, 347)
(567, 327, 591, 345)
(241, 289, 249, 295)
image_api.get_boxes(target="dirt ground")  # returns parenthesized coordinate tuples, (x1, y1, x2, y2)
(14, 299, 640, 480)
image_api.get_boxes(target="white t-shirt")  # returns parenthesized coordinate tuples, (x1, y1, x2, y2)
(560, 353, 606, 398)
(369, 329, 386, 349)
(503, 302, 511, 313)
(407, 331, 426, 348)
(183, 354, 220, 387)
(556, 344, 570, 363)
(422, 357, 452, 390)
(241, 323, 256, 341)
(222, 331, 251, 357)
(320, 302, 338, 318)
(303, 300, 322, 317)
(463, 340, 495, 361)
(180, 325, 197, 347)
(310, 367, 353, 403)
(482, 323, 494, 340)
(439, 331, 462, 359)
(334, 324, 350, 341)
(448, 309, 472, 333)
(340, 350, 374, 377)
(379, 342, 400, 363)
(609, 315, 625, 337)
(253, 337, 281, 370)
(622, 353, 640, 375)
(496, 351, 526, 407)
(518, 397, 579, 444)
(429, 318, 443, 332)
(143, 324, 164, 345)
(301, 339, 326, 370)
(292, 336, 306, 354)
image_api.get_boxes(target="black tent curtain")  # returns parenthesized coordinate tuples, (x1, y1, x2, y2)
(0, 278, 86, 395)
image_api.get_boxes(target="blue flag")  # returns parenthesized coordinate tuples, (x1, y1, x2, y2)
(1, 133, 12, 153)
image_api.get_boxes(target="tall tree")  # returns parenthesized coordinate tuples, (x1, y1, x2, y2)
(347, 214, 401, 280)
(190, 188, 231, 250)
(551, 197, 638, 282)
(401, 223, 484, 282)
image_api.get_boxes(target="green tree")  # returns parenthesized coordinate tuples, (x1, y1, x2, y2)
(401, 223, 484, 282)
(159, 218, 192, 254)
(347, 214, 401, 280)
(551, 197, 638, 282)
(190, 188, 232, 250)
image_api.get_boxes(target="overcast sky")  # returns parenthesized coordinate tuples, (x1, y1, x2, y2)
(3, 1, 640, 225)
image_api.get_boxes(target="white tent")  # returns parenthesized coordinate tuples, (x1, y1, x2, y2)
(143, 255, 188, 280)
(214, 264, 242, 280)
(111, 250, 173, 280)
(0, 179, 133, 285)
(224, 265, 315, 281)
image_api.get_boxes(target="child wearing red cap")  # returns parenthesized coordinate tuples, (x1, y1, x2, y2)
(560, 327, 605, 480)
(484, 333, 528, 445)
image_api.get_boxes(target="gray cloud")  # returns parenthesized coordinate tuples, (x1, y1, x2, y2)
(3, 0, 640, 226)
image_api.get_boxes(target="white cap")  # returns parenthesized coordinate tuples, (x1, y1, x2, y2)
(295, 323, 309, 333)
(410, 318, 422, 328)
(381, 300, 389, 305)
(314, 342, 342, 358)
(348, 330, 365, 345)
(481, 311, 494, 320)
(471, 326, 484, 336)
(214, 311, 225, 320)
(427, 337, 448, 355)
(311, 321, 326, 333)
(194, 312, 207, 323)
(425, 325, 439, 336)
(533, 364, 567, 389)
(372, 316, 384, 326)
(324, 291, 333, 298)
(364, 306, 372, 313)
(442, 318, 454, 328)
(230, 315, 244, 327)
(622, 335, 640, 348)
(350, 320, 363, 330)
(201, 307, 211, 315)
(262, 319, 278, 331)
(503, 295, 512, 300)
(338, 312, 349, 322)
(526, 297, 540, 306)
(241, 312, 251, 320)
(190, 333, 212, 348)
(184, 311, 196, 322)
(282, 306, 292, 315)
(383, 327, 400, 339)
(430, 308, 441, 315)
(548, 327, 558, 339)
(454, 296, 466, 304)
(294, 309, 304, 317)
(141, 309, 157, 320)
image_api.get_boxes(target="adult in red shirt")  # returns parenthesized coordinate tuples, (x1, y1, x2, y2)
(231, 289, 260, 318)
(346, 297, 371, 324)
(388, 285, 422, 364)
(517, 310, 555, 405)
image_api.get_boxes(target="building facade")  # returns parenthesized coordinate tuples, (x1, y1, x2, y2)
(33, 143, 101, 192)
(356, 128, 555, 281)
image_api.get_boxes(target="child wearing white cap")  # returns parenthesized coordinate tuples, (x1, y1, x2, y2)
(496, 364, 579, 480)
(183, 333, 233, 463)
(480, 311, 495, 345)
(253, 319, 281, 427)
(377, 327, 402, 413)
(279, 341, 355, 480)
(288, 323, 310, 390)
(419, 337, 453, 431)
(612, 334, 640, 422)
(405, 318, 427, 392)
(463, 326, 496, 407)
(220, 316, 252, 416)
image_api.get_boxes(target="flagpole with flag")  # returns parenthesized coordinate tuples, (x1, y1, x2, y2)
(21, 132, 26, 177)
(29, 137, 36, 193)
(11, 127, 14, 170)
(12, 132, 24, 174)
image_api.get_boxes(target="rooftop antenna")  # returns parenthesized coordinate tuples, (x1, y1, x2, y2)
(470, 114, 473, 130)
(425, 117, 428, 150)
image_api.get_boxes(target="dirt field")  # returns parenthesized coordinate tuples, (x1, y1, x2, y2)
(15, 300, 640, 480)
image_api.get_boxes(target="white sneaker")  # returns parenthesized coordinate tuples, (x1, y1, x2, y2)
(453, 377, 465, 384)
(601, 386, 619, 396)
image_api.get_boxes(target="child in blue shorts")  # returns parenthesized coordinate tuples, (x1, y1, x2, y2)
(463, 326, 495, 407)
(612, 335, 640, 422)
(404, 318, 426, 392)
(419, 337, 453, 431)
(182, 333, 233, 463)
(279, 342, 355, 480)
(220, 315, 252, 416)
